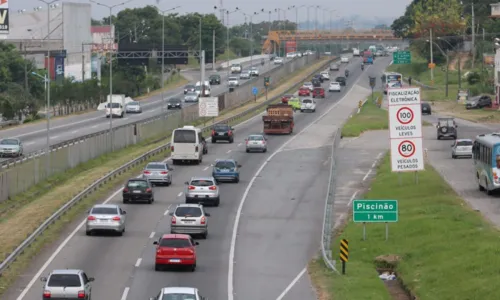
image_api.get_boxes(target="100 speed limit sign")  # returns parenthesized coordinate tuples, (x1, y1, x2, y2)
(396, 107, 414, 124)
(389, 103, 422, 139)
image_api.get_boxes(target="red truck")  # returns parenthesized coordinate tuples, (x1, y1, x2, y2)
(262, 104, 294, 134)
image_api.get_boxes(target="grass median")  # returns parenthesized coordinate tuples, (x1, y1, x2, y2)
(0, 56, 332, 297)
(309, 154, 500, 300)
(341, 92, 388, 137)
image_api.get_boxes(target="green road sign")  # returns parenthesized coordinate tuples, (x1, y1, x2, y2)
(392, 51, 411, 64)
(353, 200, 398, 223)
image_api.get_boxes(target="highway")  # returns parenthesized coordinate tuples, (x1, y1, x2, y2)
(0, 57, 284, 163)
(7, 56, 392, 300)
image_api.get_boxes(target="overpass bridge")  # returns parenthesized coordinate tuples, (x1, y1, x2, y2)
(262, 29, 403, 54)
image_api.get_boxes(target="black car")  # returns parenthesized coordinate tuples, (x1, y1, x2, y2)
(209, 74, 221, 85)
(122, 178, 154, 204)
(211, 123, 234, 143)
(466, 95, 492, 109)
(335, 76, 347, 86)
(167, 98, 182, 109)
(312, 74, 324, 83)
(421, 102, 432, 115)
(184, 84, 195, 94)
(436, 117, 457, 140)
(312, 78, 321, 87)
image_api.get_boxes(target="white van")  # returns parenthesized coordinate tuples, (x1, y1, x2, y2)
(195, 81, 211, 96)
(170, 126, 204, 164)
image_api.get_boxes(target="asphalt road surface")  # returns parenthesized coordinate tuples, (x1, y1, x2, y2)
(0, 57, 284, 162)
(6, 56, 392, 300)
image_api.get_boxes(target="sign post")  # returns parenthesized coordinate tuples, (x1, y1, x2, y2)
(252, 86, 258, 102)
(369, 76, 376, 102)
(353, 200, 398, 241)
(264, 77, 270, 101)
(339, 239, 348, 275)
(388, 87, 424, 183)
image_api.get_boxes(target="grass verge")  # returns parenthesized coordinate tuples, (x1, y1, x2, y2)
(431, 101, 500, 123)
(341, 92, 388, 137)
(0, 56, 332, 297)
(309, 154, 500, 300)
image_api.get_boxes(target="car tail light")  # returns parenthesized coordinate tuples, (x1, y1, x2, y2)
(87, 216, 96, 221)
(209, 186, 217, 190)
(171, 216, 176, 224)
(112, 216, 121, 221)
(77, 290, 85, 298)
(143, 171, 151, 175)
(43, 290, 51, 298)
(146, 188, 152, 193)
(123, 188, 129, 193)
(228, 130, 232, 135)
(246, 140, 249, 145)
(201, 216, 206, 224)
(212, 130, 215, 135)
(160, 171, 168, 174)
(188, 185, 196, 190)
(195, 145, 199, 152)
(170, 145, 174, 152)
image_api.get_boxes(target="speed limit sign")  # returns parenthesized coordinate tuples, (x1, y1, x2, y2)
(396, 107, 414, 124)
(397, 140, 415, 157)
(390, 138, 424, 172)
(389, 103, 422, 139)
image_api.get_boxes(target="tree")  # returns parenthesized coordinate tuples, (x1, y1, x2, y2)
(411, 0, 465, 38)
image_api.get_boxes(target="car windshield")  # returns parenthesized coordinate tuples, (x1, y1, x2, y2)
(209, 75, 219, 79)
(47, 274, 81, 287)
(215, 161, 235, 169)
(174, 129, 196, 143)
(321, 72, 328, 75)
(0, 139, 19, 145)
(214, 124, 229, 131)
(229, 77, 237, 81)
(128, 101, 139, 106)
(175, 207, 202, 217)
(300, 88, 308, 91)
(185, 85, 194, 89)
(127, 180, 148, 188)
(231, 64, 240, 67)
(159, 238, 191, 248)
(161, 293, 196, 300)
(284, 95, 293, 98)
(331, 82, 339, 85)
(304, 82, 312, 86)
(195, 86, 201, 91)
(191, 179, 215, 186)
(91, 206, 118, 214)
(439, 119, 454, 127)
(314, 88, 323, 92)
(302, 99, 312, 103)
(169, 98, 180, 103)
(186, 92, 197, 97)
(456, 140, 473, 146)
(336, 77, 345, 81)
(146, 163, 166, 170)
(248, 135, 264, 141)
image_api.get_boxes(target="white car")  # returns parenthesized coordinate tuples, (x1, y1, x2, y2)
(230, 63, 242, 73)
(274, 57, 284, 65)
(451, 139, 473, 159)
(320, 71, 330, 80)
(286, 52, 296, 58)
(329, 82, 341, 92)
(105, 102, 124, 118)
(249, 67, 259, 76)
(240, 71, 251, 79)
(300, 99, 316, 112)
(341, 56, 349, 63)
(302, 82, 314, 91)
(228, 77, 239, 86)
(150, 287, 206, 300)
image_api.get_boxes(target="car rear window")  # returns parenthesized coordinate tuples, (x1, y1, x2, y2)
(146, 163, 166, 170)
(169, 98, 181, 103)
(248, 135, 264, 141)
(215, 161, 235, 169)
(128, 101, 139, 105)
(457, 141, 473, 146)
(174, 130, 196, 143)
(229, 77, 237, 81)
(127, 180, 148, 188)
(191, 179, 214, 186)
(214, 124, 230, 131)
(159, 238, 191, 247)
(91, 206, 118, 215)
(161, 294, 196, 300)
(302, 99, 312, 103)
(47, 274, 81, 287)
(175, 207, 202, 217)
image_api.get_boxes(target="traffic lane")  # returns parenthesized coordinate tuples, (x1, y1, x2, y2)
(234, 147, 331, 300)
(12, 62, 339, 300)
(421, 122, 500, 226)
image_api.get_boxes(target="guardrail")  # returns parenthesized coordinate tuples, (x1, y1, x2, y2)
(0, 54, 338, 275)
(0, 120, 19, 128)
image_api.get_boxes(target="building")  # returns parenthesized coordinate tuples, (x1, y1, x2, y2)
(7, 2, 92, 81)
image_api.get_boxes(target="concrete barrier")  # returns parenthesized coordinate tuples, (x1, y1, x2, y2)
(219, 55, 268, 69)
(0, 54, 321, 202)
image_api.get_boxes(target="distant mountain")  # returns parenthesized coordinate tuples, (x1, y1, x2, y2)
(298, 15, 396, 30)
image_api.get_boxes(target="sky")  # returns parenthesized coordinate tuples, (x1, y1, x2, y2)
(12, 0, 413, 26)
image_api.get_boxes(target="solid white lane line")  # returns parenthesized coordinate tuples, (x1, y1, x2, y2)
(120, 287, 130, 300)
(237, 143, 242, 147)
(203, 166, 209, 171)
(377, 152, 384, 159)
(275, 267, 307, 300)
(177, 192, 183, 197)
(227, 150, 232, 153)
(134, 258, 142, 267)
(371, 161, 377, 168)
(149, 231, 155, 238)
(71, 130, 79, 134)
(10, 116, 104, 138)
(91, 125, 99, 128)
(50, 135, 59, 139)
(164, 210, 170, 216)
(347, 191, 358, 206)
(24, 141, 36, 146)
(228, 63, 371, 300)
(362, 169, 372, 181)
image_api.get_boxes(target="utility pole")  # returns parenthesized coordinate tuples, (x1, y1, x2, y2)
(471, 2, 475, 69)
(212, 30, 216, 71)
(430, 27, 434, 82)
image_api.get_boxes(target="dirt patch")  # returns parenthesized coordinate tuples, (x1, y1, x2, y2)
(448, 53, 470, 71)
(375, 255, 418, 300)
(432, 101, 500, 123)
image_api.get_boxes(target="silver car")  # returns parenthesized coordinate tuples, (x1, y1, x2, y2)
(150, 287, 206, 300)
(85, 204, 126, 236)
(184, 91, 199, 103)
(169, 204, 211, 239)
(185, 176, 220, 207)
(245, 134, 267, 153)
(249, 67, 259, 76)
(0, 138, 23, 157)
(451, 138, 473, 159)
(240, 71, 251, 79)
(303, 82, 314, 91)
(143, 162, 173, 186)
(125, 101, 142, 113)
(40, 269, 94, 299)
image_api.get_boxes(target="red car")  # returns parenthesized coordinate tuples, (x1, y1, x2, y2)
(313, 87, 325, 98)
(298, 87, 310, 96)
(153, 234, 198, 271)
(281, 94, 294, 103)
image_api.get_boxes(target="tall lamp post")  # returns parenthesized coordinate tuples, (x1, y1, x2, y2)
(89, 0, 132, 152)
(275, 8, 286, 56)
(38, 0, 58, 175)
(224, 8, 239, 77)
(157, 5, 180, 115)
(438, 37, 462, 88)
(306, 5, 315, 31)
(288, 5, 305, 52)
(240, 10, 261, 67)
(427, 39, 450, 97)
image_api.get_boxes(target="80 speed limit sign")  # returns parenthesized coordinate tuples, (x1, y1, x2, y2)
(398, 140, 415, 157)
(390, 138, 424, 172)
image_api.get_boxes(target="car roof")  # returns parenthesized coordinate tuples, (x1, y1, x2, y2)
(92, 204, 119, 209)
(215, 159, 236, 163)
(190, 176, 215, 181)
(248, 133, 265, 137)
(162, 287, 197, 294)
(169, 98, 181, 101)
(176, 203, 203, 208)
(456, 138, 472, 142)
(128, 177, 148, 182)
(50, 269, 82, 275)
(161, 233, 191, 239)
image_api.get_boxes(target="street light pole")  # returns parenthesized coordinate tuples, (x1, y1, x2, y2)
(438, 37, 462, 88)
(90, 0, 132, 152)
(225, 8, 239, 77)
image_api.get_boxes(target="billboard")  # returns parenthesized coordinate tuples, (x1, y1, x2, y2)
(54, 56, 65, 83)
(285, 41, 297, 54)
(0, 0, 9, 36)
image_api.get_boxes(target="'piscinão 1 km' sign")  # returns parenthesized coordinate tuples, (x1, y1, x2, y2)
(387, 87, 424, 172)
(352, 200, 398, 222)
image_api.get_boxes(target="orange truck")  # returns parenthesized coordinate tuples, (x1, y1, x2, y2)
(262, 104, 294, 134)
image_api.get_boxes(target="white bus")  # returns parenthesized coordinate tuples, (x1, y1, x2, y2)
(171, 126, 205, 164)
(473, 133, 500, 195)
(381, 72, 403, 94)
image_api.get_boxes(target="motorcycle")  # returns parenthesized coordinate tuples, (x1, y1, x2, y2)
(261, 59, 265, 66)
(345, 70, 349, 78)
(361, 64, 364, 71)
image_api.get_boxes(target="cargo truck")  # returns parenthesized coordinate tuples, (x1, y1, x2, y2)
(262, 104, 294, 134)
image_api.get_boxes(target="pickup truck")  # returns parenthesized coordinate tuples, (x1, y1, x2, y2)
(262, 104, 294, 134)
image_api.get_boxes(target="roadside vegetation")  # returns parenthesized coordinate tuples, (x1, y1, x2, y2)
(341, 92, 388, 137)
(309, 154, 500, 300)
(0, 57, 332, 297)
